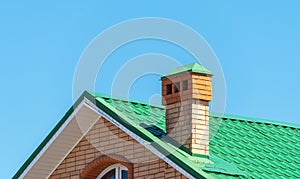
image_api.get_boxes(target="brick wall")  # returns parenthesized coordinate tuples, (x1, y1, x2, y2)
(49, 117, 187, 179)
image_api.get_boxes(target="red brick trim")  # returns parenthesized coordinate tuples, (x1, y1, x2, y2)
(80, 154, 133, 179)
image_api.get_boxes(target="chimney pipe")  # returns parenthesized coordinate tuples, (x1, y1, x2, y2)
(161, 63, 212, 156)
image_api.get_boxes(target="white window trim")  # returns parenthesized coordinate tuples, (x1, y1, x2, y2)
(96, 164, 128, 179)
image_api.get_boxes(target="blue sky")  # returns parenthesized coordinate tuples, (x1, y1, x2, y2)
(1, 1, 300, 178)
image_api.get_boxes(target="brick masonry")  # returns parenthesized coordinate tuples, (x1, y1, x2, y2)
(49, 117, 187, 179)
(162, 72, 212, 155)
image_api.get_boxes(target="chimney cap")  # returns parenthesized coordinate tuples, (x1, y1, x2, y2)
(162, 62, 213, 78)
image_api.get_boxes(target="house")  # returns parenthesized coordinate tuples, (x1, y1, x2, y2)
(14, 63, 300, 178)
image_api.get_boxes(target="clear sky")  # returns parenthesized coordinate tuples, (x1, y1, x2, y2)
(1, 1, 300, 178)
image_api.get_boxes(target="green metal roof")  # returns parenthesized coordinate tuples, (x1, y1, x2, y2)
(14, 91, 300, 178)
(93, 92, 300, 178)
(162, 62, 213, 77)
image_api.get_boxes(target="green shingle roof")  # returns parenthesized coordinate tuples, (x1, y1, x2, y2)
(92, 92, 300, 178)
(14, 91, 300, 178)
(162, 62, 213, 77)
(210, 117, 300, 178)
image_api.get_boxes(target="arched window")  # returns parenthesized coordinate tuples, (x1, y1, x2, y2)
(97, 164, 128, 179)
(80, 155, 133, 179)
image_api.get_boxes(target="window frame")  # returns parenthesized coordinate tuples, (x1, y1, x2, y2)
(96, 164, 128, 179)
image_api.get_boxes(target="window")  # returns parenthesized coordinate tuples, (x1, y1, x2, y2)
(97, 164, 128, 179)
(183, 80, 188, 91)
(166, 84, 172, 95)
(174, 82, 180, 93)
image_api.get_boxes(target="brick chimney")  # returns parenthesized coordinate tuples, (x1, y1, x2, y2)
(161, 63, 212, 156)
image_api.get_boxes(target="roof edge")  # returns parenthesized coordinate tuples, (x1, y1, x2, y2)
(162, 62, 213, 78)
(12, 91, 88, 179)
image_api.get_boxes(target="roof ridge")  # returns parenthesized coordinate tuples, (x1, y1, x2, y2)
(211, 112, 300, 129)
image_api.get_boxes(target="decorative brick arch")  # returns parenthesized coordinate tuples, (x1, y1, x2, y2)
(80, 154, 133, 179)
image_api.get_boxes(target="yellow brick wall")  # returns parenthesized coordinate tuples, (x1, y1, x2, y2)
(49, 117, 187, 179)
(166, 100, 210, 155)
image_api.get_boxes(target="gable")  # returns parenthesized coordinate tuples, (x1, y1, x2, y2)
(14, 92, 206, 178)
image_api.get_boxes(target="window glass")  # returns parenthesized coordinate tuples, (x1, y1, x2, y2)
(121, 170, 128, 179)
(174, 82, 180, 93)
(183, 80, 188, 91)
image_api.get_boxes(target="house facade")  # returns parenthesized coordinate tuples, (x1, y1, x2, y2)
(14, 63, 300, 178)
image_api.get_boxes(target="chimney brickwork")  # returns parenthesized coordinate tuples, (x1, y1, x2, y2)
(162, 67, 212, 156)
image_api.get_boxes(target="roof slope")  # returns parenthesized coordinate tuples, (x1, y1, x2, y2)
(209, 115, 300, 178)
(14, 91, 300, 178)
(92, 92, 300, 178)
